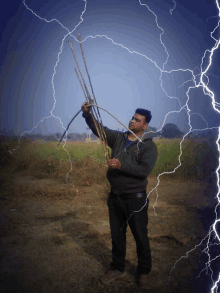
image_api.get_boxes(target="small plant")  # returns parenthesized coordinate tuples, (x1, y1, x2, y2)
(43, 156, 60, 174)
(0, 141, 14, 166)
(86, 176, 91, 185)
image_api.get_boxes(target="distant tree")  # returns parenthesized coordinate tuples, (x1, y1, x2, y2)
(33, 133, 43, 138)
(145, 126, 158, 138)
(55, 133, 61, 139)
(44, 135, 57, 142)
(161, 123, 184, 139)
(196, 129, 218, 140)
(0, 128, 18, 142)
(91, 132, 97, 140)
(148, 126, 157, 132)
(185, 133, 195, 140)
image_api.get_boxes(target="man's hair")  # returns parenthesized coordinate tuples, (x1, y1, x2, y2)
(135, 108, 152, 124)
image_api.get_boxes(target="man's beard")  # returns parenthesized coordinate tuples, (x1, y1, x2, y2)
(128, 124, 140, 134)
(128, 124, 134, 132)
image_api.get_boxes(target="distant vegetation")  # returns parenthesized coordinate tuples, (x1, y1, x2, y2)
(0, 129, 98, 143)
(1, 124, 217, 143)
(0, 128, 218, 187)
(25, 131, 98, 142)
(159, 123, 184, 139)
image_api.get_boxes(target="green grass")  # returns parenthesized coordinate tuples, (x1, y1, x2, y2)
(31, 141, 108, 163)
(152, 139, 218, 181)
(1, 137, 218, 183)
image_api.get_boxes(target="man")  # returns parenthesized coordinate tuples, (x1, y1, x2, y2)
(81, 102, 157, 289)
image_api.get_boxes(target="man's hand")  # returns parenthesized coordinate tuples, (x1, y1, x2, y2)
(107, 158, 121, 170)
(81, 101, 92, 116)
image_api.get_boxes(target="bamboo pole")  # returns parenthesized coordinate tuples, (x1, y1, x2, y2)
(74, 62, 108, 155)
(69, 41, 103, 137)
(68, 40, 110, 161)
(77, 33, 110, 159)
(57, 104, 143, 147)
(74, 68, 87, 99)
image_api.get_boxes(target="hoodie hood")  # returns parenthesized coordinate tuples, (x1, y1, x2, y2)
(123, 131, 152, 143)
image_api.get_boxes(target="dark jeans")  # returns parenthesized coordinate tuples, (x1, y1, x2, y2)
(107, 192, 151, 275)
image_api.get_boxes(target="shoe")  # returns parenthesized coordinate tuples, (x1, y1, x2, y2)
(100, 269, 126, 284)
(139, 274, 148, 289)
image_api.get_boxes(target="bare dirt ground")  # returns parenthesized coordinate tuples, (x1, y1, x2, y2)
(0, 173, 218, 293)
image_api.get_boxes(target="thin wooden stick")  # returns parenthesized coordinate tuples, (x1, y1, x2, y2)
(74, 68, 87, 99)
(57, 109, 82, 147)
(77, 34, 110, 160)
(69, 42, 102, 128)
(86, 105, 143, 143)
(77, 34, 107, 132)
(72, 38, 110, 159)
(57, 104, 143, 147)
(78, 34, 101, 117)
(69, 41, 110, 160)
(69, 42, 101, 121)
(74, 66, 107, 152)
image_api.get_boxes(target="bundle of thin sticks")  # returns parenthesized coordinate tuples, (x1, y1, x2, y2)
(68, 34, 111, 162)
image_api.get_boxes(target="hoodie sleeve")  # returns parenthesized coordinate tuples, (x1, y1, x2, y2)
(82, 112, 121, 149)
(120, 141, 157, 178)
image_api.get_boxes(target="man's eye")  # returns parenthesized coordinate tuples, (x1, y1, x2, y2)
(131, 117, 140, 122)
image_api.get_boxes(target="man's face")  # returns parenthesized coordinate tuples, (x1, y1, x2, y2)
(129, 113, 148, 133)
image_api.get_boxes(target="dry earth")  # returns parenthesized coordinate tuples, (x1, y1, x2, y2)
(0, 173, 219, 293)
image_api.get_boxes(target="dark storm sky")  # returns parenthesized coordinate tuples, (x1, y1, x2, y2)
(0, 0, 219, 135)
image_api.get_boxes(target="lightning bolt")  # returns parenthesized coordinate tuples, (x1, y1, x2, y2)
(17, 0, 90, 196)
(137, 1, 220, 291)
(16, 0, 220, 291)
(170, 0, 177, 15)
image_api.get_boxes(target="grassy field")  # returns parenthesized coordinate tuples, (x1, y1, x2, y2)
(0, 136, 219, 292)
(1, 136, 218, 185)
